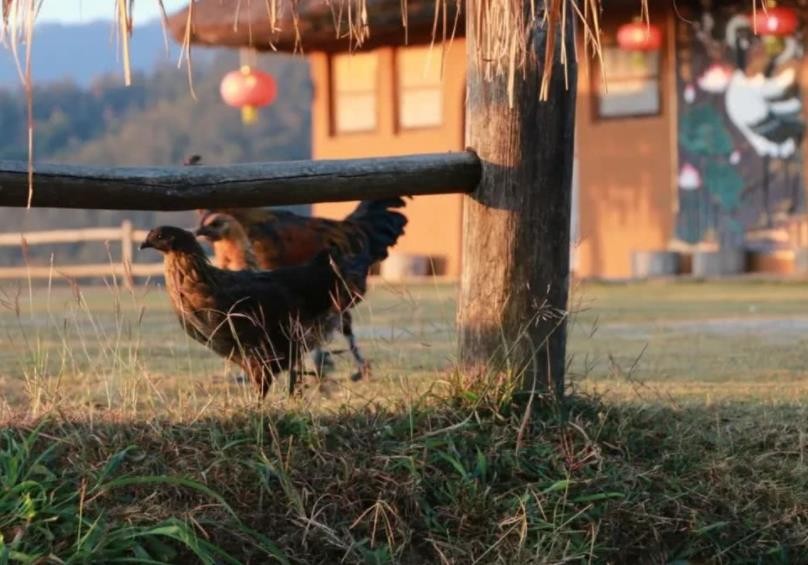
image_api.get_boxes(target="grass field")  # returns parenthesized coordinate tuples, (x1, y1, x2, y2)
(1, 278, 807, 562)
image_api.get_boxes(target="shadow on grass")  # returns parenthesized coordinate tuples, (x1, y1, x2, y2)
(1, 390, 805, 564)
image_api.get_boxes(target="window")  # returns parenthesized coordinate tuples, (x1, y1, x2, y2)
(397, 46, 443, 129)
(332, 52, 378, 134)
(596, 46, 661, 118)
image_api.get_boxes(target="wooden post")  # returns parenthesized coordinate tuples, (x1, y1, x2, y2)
(458, 2, 577, 396)
(120, 219, 134, 288)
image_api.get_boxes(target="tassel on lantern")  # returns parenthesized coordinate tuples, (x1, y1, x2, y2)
(241, 106, 258, 125)
(630, 51, 647, 71)
(239, 66, 258, 124)
(763, 35, 785, 57)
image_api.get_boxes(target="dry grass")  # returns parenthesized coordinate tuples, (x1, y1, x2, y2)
(4, 393, 805, 563)
(0, 278, 807, 562)
(4, 278, 808, 414)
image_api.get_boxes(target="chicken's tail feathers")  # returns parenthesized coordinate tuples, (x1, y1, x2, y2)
(315, 198, 408, 306)
(312, 247, 369, 309)
(345, 197, 407, 221)
(344, 198, 408, 263)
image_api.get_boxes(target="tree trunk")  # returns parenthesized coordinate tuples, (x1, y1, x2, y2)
(458, 2, 577, 396)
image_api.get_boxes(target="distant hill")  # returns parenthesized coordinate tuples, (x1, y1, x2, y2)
(0, 26, 312, 267)
(0, 20, 214, 88)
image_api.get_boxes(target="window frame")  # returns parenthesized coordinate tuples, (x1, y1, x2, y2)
(328, 51, 381, 136)
(593, 44, 664, 121)
(394, 46, 445, 132)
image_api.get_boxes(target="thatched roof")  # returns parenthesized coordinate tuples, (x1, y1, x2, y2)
(166, 0, 464, 54)
(1, 0, 658, 104)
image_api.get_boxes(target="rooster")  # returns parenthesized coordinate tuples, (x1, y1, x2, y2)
(140, 219, 404, 397)
(724, 14, 805, 223)
(195, 211, 346, 380)
(196, 198, 408, 380)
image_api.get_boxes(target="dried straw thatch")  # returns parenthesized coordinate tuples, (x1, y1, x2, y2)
(160, 0, 659, 101)
(3, 1, 778, 95)
(163, 0, 606, 96)
(0, 0, 768, 204)
(0, 0, 624, 108)
(165, 0, 457, 53)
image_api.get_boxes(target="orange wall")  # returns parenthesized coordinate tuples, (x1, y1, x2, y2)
(574, 9, 676, 278)
(308, 22, 677, 279)
(309, 45, 467, 277)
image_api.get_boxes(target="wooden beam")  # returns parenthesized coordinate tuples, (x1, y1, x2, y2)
(0, 262, 164, 280)
(458, 2, 577, 396)
(0, 227, 149, 246)
(0, 152, 480, 210)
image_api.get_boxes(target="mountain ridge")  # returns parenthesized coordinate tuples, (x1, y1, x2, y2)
(0, 23, 312, 266)
(0, 20, 214, 88)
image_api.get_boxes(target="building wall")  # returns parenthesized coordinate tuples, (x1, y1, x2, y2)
(308, 45, 467, 277)
(574, 8, 676, 278)
(308, 18, 677, 279)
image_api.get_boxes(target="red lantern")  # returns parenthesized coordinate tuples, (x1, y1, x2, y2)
(220, 66, 277, 125)
(752, 4, 799, 37)
(617, 20, 663, 51)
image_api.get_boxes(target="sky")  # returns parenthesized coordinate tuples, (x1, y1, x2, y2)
(37, 0, 186, 24)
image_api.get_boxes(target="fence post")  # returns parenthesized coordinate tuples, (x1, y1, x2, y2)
(121, 219, 134, 287)
(458, 1, 577, 396)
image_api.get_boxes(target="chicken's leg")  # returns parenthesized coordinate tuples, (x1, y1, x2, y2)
(243, 357, 272, 398)
(311, 347, 335, 379)
(288, 349, 305, 396)
(342, 312, 371, 382)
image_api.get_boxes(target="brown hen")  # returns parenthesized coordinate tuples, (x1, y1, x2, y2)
(140, 220, 403, 396)
(197, 198, 408, 380)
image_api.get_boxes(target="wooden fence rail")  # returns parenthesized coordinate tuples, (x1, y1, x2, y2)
(0, 223, 451, 283)
(0, 0, 577, 395)
(0, 221, 162, 282)
(0, 152, 480, 210)
(0, 118, 566, 392)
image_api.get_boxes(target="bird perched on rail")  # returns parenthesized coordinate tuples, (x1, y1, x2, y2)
(140, 217, 405, 396)
(183, 154, 203, 166)
(196, 197, 408, 381)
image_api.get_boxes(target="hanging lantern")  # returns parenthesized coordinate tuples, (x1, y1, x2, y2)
(751, 2, 799, 55)
(752, 3, 799, 37)
(617, 19, 663, 51)
(220, 66, 277, 125)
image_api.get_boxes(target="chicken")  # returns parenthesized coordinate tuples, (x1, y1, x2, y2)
(196, 198, 408, 380)
(199, 199, 408, 271)
(196, 211, 260, 272)
(194, 211, 343, 379)
(140, 220, 404, 396)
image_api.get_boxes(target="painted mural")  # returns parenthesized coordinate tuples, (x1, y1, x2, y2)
(675, 1, 805, 246)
